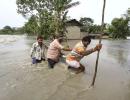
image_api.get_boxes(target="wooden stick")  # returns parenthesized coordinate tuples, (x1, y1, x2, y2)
(91, 0, 106, 86)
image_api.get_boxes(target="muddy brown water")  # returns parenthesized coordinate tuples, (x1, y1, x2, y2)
(0, 35, 130, 100)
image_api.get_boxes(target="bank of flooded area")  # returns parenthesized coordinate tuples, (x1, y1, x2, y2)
(0, 35, 130, 100)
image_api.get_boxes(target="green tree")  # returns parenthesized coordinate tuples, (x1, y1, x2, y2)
(15, 27, 24, 34)
(24, 15, 38, 35)
(0, 26, 14, 34)
(80, 17, 94, 33)
(79, 17, 93, 26)
(108, 18, 129, 39)
(52, 0, 79, 35)
(79, 17, 103, 34)
(88, 25, 102, 33)
(124, 8, 130, 19)
(16, 0, 54, 37)
(16, 0, 80, 38)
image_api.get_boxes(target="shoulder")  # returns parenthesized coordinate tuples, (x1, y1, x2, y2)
(32, 42, 38, 47)
(75, 41, 83, 48)
(74, 41, 85, 53)
(50, 39, 56, 45)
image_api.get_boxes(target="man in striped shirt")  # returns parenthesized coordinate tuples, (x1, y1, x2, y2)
(66, 36, 102, 74)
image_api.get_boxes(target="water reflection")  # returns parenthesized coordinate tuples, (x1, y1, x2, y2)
(103, 40, 130, 68)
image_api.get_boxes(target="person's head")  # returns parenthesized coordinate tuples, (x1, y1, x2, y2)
(58, 37, 63, 43)
(82, 36, 91, 47)
(37, 35, 43, 44)
(54, 35, 63, 43)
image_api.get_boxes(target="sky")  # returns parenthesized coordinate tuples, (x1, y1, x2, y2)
(0, 0, 130, 29)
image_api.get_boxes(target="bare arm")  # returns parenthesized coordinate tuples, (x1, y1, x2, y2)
(83, 44, 102, 56)
(62, 47, 72, 51)
(83, 48, 95, 56)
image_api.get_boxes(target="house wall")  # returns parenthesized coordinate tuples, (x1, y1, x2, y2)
(80, 32, 88, 38)
(66, 26, 81, 39)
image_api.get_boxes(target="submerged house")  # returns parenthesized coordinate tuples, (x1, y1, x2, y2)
(65, 19, 102, 39)
(66, 19, 83, 39)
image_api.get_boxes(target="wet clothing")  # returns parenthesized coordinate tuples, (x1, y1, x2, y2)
(66, 42, 86, 61)
(47, 39, 64, 68)
(32, 57, 45, 64)
(66, 42, 87, 68)
(66, 60, 80, 68)
(47, 58, 57, 68)
(30, 42, 47, 63)
(47, 39, 64, 62)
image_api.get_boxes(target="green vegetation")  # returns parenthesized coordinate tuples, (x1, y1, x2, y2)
(79, 8, 130, 39)
(16, 0, 79, 38)
(1, 1, 130, 40)
(107, 8, 130, 39)
(0, 26, 14, 34)
(108, 18, 129, 39)
(0, 26, 24, 35)
(79, 17, 102, 34)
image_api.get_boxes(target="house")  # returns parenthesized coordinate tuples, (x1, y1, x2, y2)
(65, 19, 104, 39)
(66, 19, 83, 39)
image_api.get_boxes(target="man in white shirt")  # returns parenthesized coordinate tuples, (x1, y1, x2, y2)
(30, 35, 48, 64)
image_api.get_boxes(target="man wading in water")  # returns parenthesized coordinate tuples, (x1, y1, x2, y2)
(47, 36, 72, 68)
(66, 36, 102, 74)
(30, 35, 48, 64)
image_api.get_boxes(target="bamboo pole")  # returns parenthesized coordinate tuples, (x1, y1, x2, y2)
(91, 0, 106, 86)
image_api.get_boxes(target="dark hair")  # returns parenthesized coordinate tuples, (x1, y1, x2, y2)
(37, 35, 43, 40)
(53, 34, 63, 39)
(82, 36, 91, 43)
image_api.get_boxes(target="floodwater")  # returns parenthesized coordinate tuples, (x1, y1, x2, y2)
(0, 35, 130, 100)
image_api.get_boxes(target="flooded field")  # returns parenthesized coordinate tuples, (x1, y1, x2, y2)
(0, 35, 130, 100)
